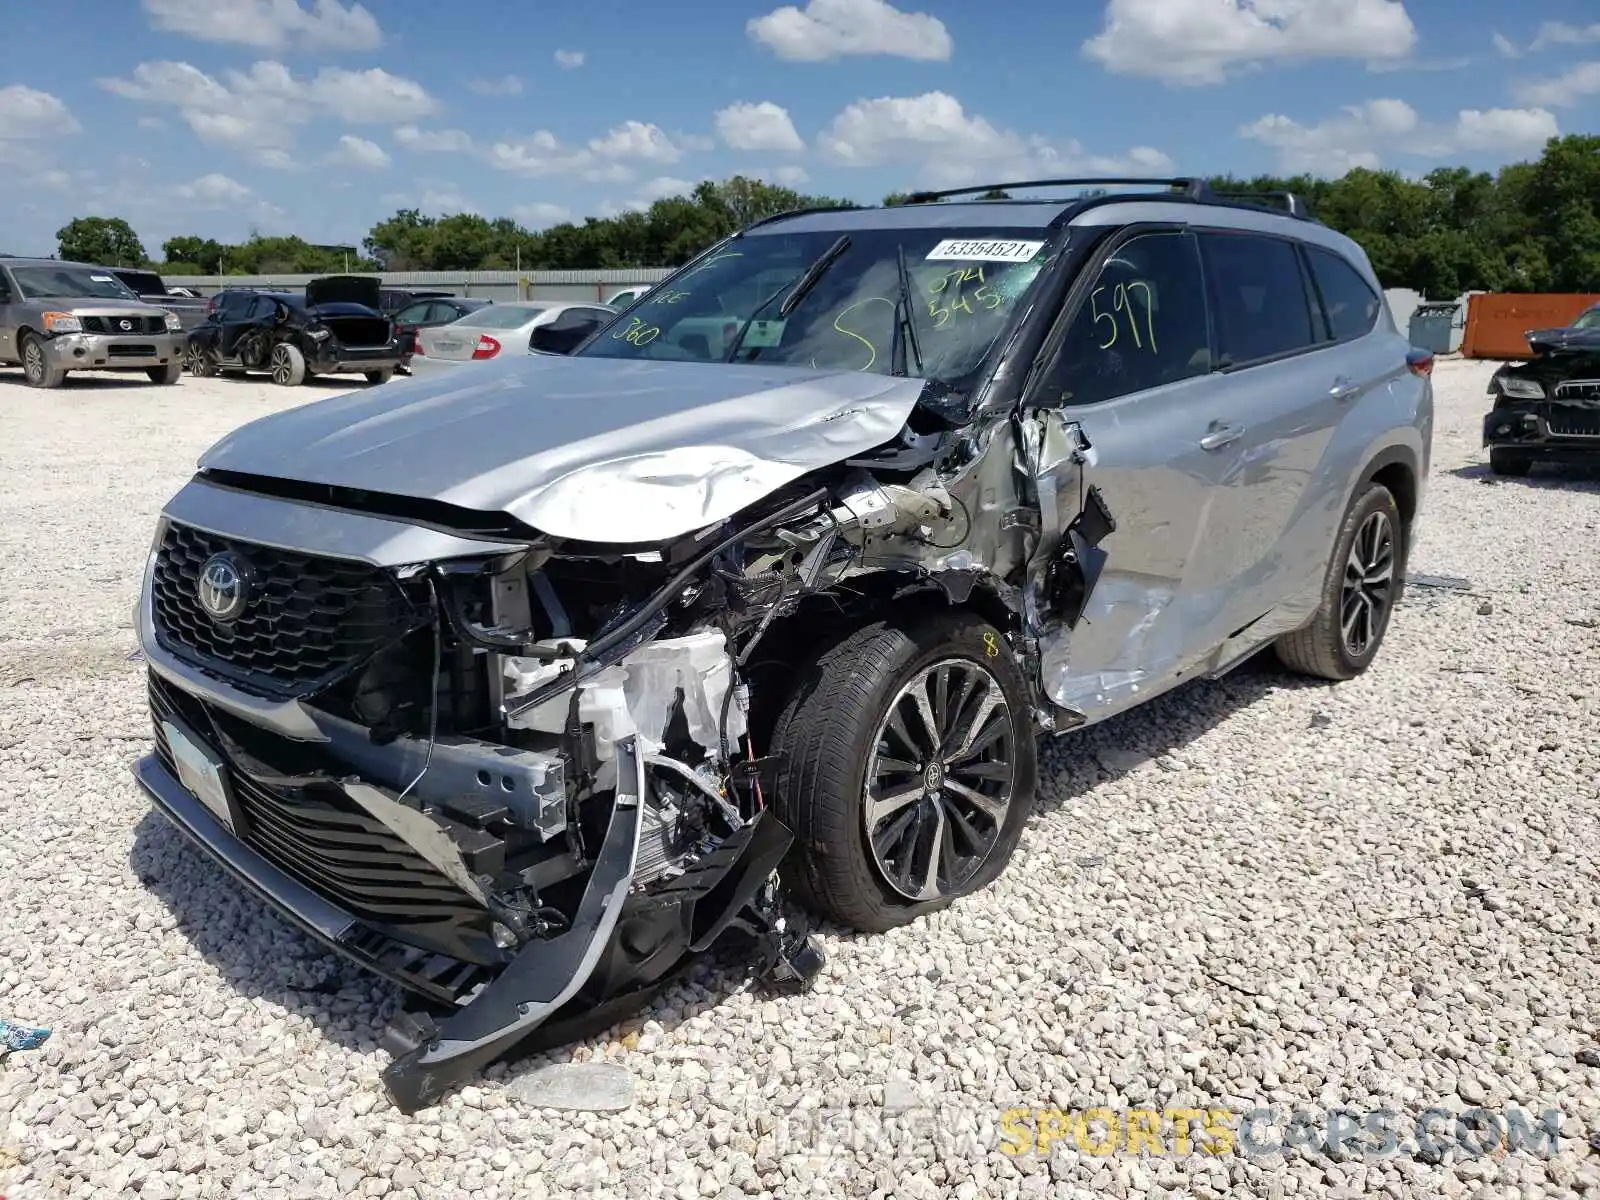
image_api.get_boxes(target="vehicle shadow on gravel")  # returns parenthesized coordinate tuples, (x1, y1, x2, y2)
(1449, 462, 1600, 491)
(0, 372, 158, 389)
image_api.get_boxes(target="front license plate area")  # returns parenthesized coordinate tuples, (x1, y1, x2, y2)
(162, 718, 241, 836)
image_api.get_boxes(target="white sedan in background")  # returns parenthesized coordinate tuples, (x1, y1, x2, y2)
(408, 301, 617, 375)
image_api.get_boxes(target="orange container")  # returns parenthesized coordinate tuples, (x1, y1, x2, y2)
(1461, 293, 1600, 360)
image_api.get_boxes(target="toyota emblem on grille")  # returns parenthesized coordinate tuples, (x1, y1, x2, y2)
(119, 319, 133, 331)
(197, 553, 251, 622)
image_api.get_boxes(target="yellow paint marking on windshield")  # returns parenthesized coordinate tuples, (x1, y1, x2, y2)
(611, 316, 660, 346)
(832, 296, 891, 371)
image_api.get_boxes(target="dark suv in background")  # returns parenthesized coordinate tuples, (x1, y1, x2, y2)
(185, 276, 403, 385)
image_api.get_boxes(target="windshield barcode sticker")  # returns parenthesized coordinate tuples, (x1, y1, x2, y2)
(926, 239, 1044, 263)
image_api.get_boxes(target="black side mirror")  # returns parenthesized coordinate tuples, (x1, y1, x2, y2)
(530, 314, 605, 355)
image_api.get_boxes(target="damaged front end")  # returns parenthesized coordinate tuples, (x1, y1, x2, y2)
(132, 369, 1116, 1111)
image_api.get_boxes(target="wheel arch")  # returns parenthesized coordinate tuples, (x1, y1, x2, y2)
(1359, 444, 1421, 532)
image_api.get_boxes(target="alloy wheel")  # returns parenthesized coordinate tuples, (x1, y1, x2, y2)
(270, 345, 294, 385)
(23, 341, 43, 384)
(863, 659, 1017, 902)
(1341, 510, 1395, 657)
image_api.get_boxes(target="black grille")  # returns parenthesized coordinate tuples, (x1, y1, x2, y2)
(151, 522, 425, 697)
(82, 314, 167, 334)
(1554, 379, 1600, 402)
(148, 673, 494, 969)
(1546, 405, 1600, 437)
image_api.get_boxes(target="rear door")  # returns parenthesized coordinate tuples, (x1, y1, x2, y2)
(1024, 227, 1242, 720)
(1187, 231, 1369, 644)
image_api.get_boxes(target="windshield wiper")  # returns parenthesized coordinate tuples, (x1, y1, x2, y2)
(890, 243, 925, 378)
(724, 235, 852, 363)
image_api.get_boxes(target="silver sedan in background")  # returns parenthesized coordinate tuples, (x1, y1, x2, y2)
(408, 301, 616, 375)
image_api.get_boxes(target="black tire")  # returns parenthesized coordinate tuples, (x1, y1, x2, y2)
(1489, 448, 1533, 477)
(365, 369, 394, 384)
(769, 610, 1037, 933)
(20, 333, 64, 388)
(184, 343, 217, 377)
(1275, 482, 1403, 681)
(147, 362, 183, 385)
(269, 342, 306, 386)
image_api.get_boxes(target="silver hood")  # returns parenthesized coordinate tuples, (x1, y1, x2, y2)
(199, 354, 927, 543)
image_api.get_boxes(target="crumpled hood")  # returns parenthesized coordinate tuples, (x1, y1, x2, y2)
(1527, 324, 1600, 355)
(199, 354, 926, 543)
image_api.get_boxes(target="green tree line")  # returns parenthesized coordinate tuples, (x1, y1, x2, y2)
(53, 135, 1600, 299)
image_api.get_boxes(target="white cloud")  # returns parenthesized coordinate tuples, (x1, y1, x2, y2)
(589, 120, 681, 163)
(0, 85, 81, 137)
(638, 176, 694, 202)
(137, 116, 167, 131)
(381, 186, 474, 215)
(554, 49, 585, 68)
(1083, 0, 1417, 86)
(172, 172, 253, 206)
(749, 0, 951, 61)
(467, 74, 522, 96)
(100, 60, 436, 168)
(765, 164, 812, 186)
(329, 134, 390, 168)
(394, 125, 476, 153)
(817, 91, 1173, 187)
(139, 0, 381, 51)
(512, 201, 571, 227)
(1492, 32, 1521, 59)
(1531, 21, 1600, 50)
(487, 132, 631, 183)
(715, 101, 805, 153)
(1241, 99, 1558, 174)
(1513, 61, 1600, 108)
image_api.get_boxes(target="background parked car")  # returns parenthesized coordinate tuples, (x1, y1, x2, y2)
(393, 296, 494, 369)
(185, 277, 403, 386)
(604, 284, 652, 309)
(106, 267, 210, 330)
(407, 301, 614, 376)
(0, 257, 185, 387)
(378, 286, 459, 317)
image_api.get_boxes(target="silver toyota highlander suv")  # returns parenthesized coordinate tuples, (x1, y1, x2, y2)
(0, 257, 186, 386)
(131, 178, 1433, 1110)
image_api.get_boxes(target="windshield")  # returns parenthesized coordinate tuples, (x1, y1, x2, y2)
(1573, 307, 1600, 331)
(115, 270, 168, 295)
(12, 266, 140, 301)
(455, 304, 545, 329)
(572, 226, 1054, 384)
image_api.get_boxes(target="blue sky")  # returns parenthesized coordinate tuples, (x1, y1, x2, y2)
(3, 0, 1598, 259)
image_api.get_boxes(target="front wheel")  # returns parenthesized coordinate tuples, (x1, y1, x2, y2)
(147, 362, 183, 385)
(770, 610, 1036, 933)
(184, 344, 217, 377)
(364, 368, 393, 384)
(269, 342, 306, 386)
(1274, 482, 1403, 681)
(20, 334, 64, 388)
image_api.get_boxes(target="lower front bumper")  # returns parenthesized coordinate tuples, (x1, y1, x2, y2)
(1482, 408, 1600, 461)
(46, 331, 183, 370)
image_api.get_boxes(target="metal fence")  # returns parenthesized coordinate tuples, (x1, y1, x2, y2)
(161, 268, 677, 303)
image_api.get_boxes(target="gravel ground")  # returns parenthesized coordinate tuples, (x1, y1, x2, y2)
(1, 359, 1598, 1200)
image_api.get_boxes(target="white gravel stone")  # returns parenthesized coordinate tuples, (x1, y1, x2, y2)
(1, 360, 1596, 1198)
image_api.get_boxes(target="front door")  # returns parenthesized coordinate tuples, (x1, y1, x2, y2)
(0, 268, 16, 361)
(1022, 227, 1244, 721)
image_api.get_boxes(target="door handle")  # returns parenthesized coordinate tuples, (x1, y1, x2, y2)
(1199, 423, 1243, 451)
(1329, 376, 1360, 400)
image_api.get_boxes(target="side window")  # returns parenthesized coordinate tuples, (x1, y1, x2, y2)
(1305, 245, 1381, 343)
(0, 271, 12, 302)
(430, 301, 465, 323)
(1042, 231, 1212, 407)
(1200, 233, 1317, 365)
(394, 302, 430, 324)
(220, 292, 249, 319)
(244, 295, 273, 321)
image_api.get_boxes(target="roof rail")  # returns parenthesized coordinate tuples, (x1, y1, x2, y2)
(898, 176, 1319, 222)
(902, 177, 1193, 205)
(738, 204, 865, 234)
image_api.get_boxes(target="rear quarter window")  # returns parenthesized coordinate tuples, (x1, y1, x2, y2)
(1200, 232, 1318, 365)
(1305, 246, 1381, 342)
